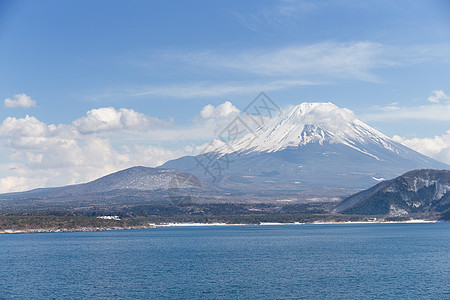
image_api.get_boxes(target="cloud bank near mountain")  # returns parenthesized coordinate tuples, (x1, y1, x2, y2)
(0, 98, 448, 194)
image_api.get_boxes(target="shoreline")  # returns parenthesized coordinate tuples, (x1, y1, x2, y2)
(2, 219, 441, 234)
(156, 219, 439, 227)
(0, 225, 157, 235)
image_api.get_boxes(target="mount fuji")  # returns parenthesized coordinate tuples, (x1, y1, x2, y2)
(162, 102, 448, 201)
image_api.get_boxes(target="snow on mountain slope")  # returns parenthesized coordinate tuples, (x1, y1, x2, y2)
(74, 166, 200, 193)
(217, 102, 407, 160)
(162, 102, 448, 199)
(0, 167, 208, 200)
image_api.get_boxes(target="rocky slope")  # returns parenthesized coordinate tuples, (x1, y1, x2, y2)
(335, 169, 450, 216)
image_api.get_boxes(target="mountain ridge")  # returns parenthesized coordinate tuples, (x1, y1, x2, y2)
(163, 102, 448, 198)
(0, 166, 212, 202)
(335, 169, 450, 216)
(216, 102, 410, 158)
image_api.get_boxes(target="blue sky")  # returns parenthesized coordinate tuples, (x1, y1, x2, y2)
(0, 0, 450, 192)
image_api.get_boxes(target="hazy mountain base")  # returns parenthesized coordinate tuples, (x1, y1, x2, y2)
(0, 186, 346, 216)
(0, 165, 350, 214)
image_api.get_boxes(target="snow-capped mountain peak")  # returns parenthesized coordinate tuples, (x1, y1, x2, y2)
(217, 102, 396, 158)
(163, 102, 447, 199)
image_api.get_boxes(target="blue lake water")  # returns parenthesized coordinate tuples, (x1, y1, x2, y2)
(0, 223, 449, 299)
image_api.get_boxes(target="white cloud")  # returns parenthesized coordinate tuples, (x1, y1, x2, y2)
(0, 115, 51, 137)
(0, 140, 194, 193)
(0, 115, 76, 153)
(363, 91, 450, 123)
(0, 176, 48, 194)
(4, 94, 37, 108)
(154, 42, 450, 84)
(393, 131, 450, 165)
(0, 103, 247, 193)
(427, 90, 450, 103)
(124, 144, 193, 169)
(72, 107, 170, 134)
(172, 42, 387, 82)
(118, 41, 450, 101)
(1, 99, 447, 194)
(377, 102, 400, 112)
(196, 100, 269, 139)
(234, 42, 384, 80)
(108, 42, 450, 101)
(200, 101, 240, 119)
(0, 129, 195, 193)
(300, 103, 357, 132)
(95, 101, 246, 145)
(364, 101, 450, 122)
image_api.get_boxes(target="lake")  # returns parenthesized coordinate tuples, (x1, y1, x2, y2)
(0, 223, 449, 299)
